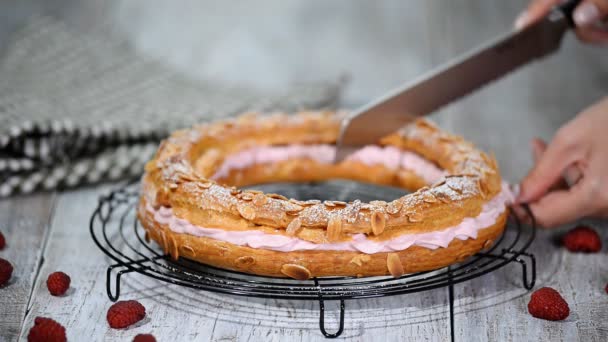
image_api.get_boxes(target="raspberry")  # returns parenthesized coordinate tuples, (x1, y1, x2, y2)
(27, 317, 67, 342)
(107, 300, 146, 329)
(527, 287, 570, 321)
(0, 258, 13, 287)
(133, 334, 157, 342)
(562, 225, 602, 253)
(0, 231, 5, 250)
(605, 283, 608, 295)
(46, 272, 71, 296)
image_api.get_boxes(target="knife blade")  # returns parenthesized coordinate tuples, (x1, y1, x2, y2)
(334, 1, 579, 162)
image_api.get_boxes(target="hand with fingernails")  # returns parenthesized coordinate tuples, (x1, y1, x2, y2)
(515, 0, 608, 43)
(516, 97, 608, 228)
(513, 1, 608, 228)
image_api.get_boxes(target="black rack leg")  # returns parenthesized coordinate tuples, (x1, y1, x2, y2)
(314, 278, 345, 338)
(105, 257, 162, 301)
(106, 264, 135, 301)
(448, 266, 455, 342)
(515, 252, 536, 290)
(318, 298, 345, 339)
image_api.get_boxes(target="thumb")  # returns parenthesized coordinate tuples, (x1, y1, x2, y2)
(573, 0, 608, 27)
(531, 138, 547, 163)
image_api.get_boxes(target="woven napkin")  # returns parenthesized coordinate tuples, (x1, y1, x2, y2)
(0, 17, 342, 197)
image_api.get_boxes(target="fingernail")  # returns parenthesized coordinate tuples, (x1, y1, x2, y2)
(573, 3, 600, 27)
(514, 11, 529, 30)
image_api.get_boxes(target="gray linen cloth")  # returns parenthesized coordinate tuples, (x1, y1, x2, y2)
(0, 17, 342, 197)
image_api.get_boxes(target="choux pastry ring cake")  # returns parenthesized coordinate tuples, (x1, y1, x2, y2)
(138, 111, 514, 280)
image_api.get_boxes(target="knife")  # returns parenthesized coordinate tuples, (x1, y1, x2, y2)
(334, 0, 581, 162)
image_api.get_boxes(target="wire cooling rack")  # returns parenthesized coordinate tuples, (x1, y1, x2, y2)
(90, 180, 536, 340)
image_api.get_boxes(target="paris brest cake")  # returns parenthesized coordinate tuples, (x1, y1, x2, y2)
(138, 111, 513, 280)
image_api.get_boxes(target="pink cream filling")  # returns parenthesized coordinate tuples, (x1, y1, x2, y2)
(146, 184, 512, 254)
(211, 144, 445, 184)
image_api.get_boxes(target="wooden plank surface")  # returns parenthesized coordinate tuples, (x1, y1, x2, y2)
(2, 0, 608, 341)
(0, 193, 55, 342)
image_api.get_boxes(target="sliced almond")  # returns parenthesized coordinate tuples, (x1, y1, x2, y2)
(387, 253, 404, 277)
(350, 254, 372, 267)
(370, 200, 387, 207)
(422, 192, 438, 203)
(239, 192, 254, 201)
(200, 182, 212, 189)
(281, 264, 312, 280)
(268, 193, 288, 200)
(237, 203, 256, 220)
(286, 218, 302, 236)
(482, 239, 494, 251)
(332, 201, 348, 207)
(286, 210, 301, 216)
(433, 191, 452, 203)
(230, 187, 241, 195)
(235, 256, 255, 268)
(406, 211, 423, 223)
(159, 230, 168, 252)
(253, 193, 268, 206)
(323, 201, 336, 208)
(144, 230, 151, 243)
(180, 245, 196, 257)
(371, 211, 386, 236)
(168, 236, 179, 260)
(386, 201, 403, 215)
(327, 216, 342, 242)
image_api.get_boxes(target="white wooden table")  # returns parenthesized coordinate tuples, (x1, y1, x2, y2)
(1, 1, 608, 341)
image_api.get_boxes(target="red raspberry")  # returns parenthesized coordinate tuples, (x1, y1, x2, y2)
(527, 287, 570, 321)
(133, 334, 157, 342)
(562, 225, 602, 253)
(0, 258, 13, 287)
(107, 300, 146, 329)
(605, 283, 608, 295)
(0, 231, 5, 250)
(46, 272, 71, 296)
(27, 317, 67, 342)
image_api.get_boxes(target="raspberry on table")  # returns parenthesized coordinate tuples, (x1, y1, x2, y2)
(46, 272, 71, 296)
(527, 287, 570, 321)
(27, 317, 67, 342)
(562, 225, 602, 253)
(107, 300, 146, 329)
(0, 230, 5, 250)
(133, 333, 157, 342)
(0, 258, 13, 287)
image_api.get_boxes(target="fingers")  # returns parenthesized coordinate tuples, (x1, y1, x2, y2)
(575, 26, 608, 43)
(515, 0, 562, 30)
(529, 178, 594, 227)
(518, 129, 584, 203)
(515, 0, 608, 45)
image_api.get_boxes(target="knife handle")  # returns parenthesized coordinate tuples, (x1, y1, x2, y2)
(557, 0, 582, 27)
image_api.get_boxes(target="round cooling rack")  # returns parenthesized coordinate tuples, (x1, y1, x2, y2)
(90, 180, 537, 340)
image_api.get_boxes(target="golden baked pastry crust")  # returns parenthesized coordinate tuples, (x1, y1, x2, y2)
(138, 111, 507, 278)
